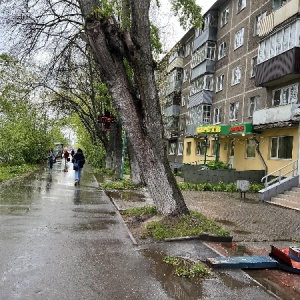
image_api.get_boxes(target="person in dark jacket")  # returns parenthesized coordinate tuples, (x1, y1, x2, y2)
(72, 148, 85, 186)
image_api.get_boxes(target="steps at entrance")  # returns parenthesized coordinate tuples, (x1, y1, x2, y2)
(267, 187, 300, 211)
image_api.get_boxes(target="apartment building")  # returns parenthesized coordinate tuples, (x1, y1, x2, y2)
(161, 0, 300, 178)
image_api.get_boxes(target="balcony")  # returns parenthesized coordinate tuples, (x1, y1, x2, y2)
(191, 60, 215, 80)
(193, 26, 217, 51)
(163, 105, 180, 117)
(188, 90, 213, 108)
(253, 103, 300, 126)
(165, 80, 182, 96)
(255, 48, 300, 87)
(259, 0, 300, 36)
(167, 57, 183, 73)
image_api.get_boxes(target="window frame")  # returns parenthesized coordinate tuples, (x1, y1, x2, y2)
(237, 0, 246, 13)
(270, 136, 293, 159)
(248, 96, 260, 118)
(229, 102, 239, 121)
(168, 142, 176, 155)
(216, 74, 224, 92)
(214, 107, 221, 124)
(234, 28, 244, 49)
(178, 142, 184, 155)
(231, 66, 241, 85)
(218, 41, 227, 60)
(186, 142, 192, 156)
(255, 11, 267, 36)
(221, 7, 229, 27)
(272, 84, 298, 106)
(246, 139, 256, 158)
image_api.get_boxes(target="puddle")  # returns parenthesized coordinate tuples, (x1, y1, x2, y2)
(220, 242, 251, 256)
(72, 208, 116, 215)
(142, 249, 204, 299)
(106, 190, 146, 202)
(72, 219, 117, 231)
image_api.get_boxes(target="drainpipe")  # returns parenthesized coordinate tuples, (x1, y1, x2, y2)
(253, 135, 267, 176)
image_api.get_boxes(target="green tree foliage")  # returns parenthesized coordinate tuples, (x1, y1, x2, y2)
(0, 54, 62, 165)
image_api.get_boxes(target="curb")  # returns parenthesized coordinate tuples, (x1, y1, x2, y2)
(163, 234, 233, 243)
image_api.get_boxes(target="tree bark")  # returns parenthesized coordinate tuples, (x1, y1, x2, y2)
(78, 0, 188, 215)
(127, 136, 143, 185)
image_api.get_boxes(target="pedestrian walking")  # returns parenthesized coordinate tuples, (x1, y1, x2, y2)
(47, 149, 54, 172)
(72, 148, 85, 186)
(63, 149, 69, 169)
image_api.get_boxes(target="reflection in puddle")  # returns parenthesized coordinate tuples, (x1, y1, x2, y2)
(106, 190, 146, 202)
(142, 249, 203, 300)
(72, 219, 117, 231)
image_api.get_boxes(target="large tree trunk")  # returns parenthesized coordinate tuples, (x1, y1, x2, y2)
(111, 123, 123, 180)
(78, 0, 188, 215)
(127, 136, 144, 185)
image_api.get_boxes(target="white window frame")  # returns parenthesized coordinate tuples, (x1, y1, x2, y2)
(218, 41, 227, 59)
(181, 94, 186, 106)
(255, 11, 267, 36)
(185, 43, 191, 57)
(183, 68, 189, 82)
(191, 42, 216, 68)
(214, 107, 221, 124)
(270, 136, 293, 159)
(216, 74, 224, 92)
(190, 75, 214, 95)
(231, 66, 241, 85)
(221, 7, 229, 27)
(237, 0, 246, 13)
(248, 96, 261, 118)
(246, 139, 256, 158)
(229, 102, 239, 121)
(234, 28, 244, 49)
(178, 142, 184, 155)
(272, 84, 298, 106)
(168, 142, 176, 155)
(250, 56, 257, 77)
(258, 21, 297, 64)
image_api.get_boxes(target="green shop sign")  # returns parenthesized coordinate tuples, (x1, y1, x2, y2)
(196, 123, 253, 135)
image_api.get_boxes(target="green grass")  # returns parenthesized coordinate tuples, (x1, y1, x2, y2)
(121, 206, 158, 217)
(102, 179, 143, 190)
(0, 164, 39, 182)
(142, 210, 230, 240)
(163, 256, 211, 278)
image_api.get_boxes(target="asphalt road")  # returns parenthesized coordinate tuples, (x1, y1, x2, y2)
(0, 160, 278, 300)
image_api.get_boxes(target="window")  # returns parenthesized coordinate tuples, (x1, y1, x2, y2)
(190, 75, 213, 95)
(214, 107, 221, 124)
(185, 43, 191, 57)
(273, 0, 291, 11)
(196, 141, 206, 155)
(258, 21, 297, 64)
(246, 139, 256, 158)
(179, 116, 185, 131)
(187, 105, 211, 125)
(271, 136, 293, 159)
(169, 142, 176, 155)
(178, 142, 183, 155)
(249, 96, 261, 118)
(250, 56, 257, 77)
(232, 66, 241, 85)
(234, 28, 244, 49)
(255, 12, 267, 35)
(221, 7, 229, 27)
(237, 0, 246, 13)
(191, 42, 216, 67)
(181, 94, 187, 106)
(183, 69, 189, 82)
(186, 142, 192, 155)
(272, 84, 298, 106)
(203, 105, 211, 124)
(229, 102, 239, 121)
(218, 41, 227, 59)
(216, 74, 224, 92)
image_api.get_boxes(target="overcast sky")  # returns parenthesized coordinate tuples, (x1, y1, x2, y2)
(160, 0, 217, 51)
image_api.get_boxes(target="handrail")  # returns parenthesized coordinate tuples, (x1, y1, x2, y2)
(261, 160, 298, 187)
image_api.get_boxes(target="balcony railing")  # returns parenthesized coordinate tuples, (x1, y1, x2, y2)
(259, 0, 300, 36)
(253, 103, 300, 125)
(167, 57, 183, 73)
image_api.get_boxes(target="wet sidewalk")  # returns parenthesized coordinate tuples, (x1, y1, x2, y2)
(108, 188, 300, 300)
(0, 162, 286, 299)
